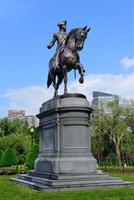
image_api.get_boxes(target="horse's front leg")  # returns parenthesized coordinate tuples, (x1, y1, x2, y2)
(75, 63, 85, 84)
(62, 65, 67, 94)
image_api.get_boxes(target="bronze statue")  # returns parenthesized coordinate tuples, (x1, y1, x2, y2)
(47, 21, 90, 97)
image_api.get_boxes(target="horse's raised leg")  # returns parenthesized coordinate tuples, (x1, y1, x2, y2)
(62, 65, 67, 94)
(76, 63, 85, 84)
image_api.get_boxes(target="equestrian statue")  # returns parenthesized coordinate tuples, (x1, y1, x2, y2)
(47, 20, 90, 97)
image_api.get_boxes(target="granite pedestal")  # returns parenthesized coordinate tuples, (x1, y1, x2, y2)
(11, 94, 134, 191)
(35, 93, 96, 175)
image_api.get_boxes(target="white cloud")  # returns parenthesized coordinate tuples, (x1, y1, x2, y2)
(69, 73, 134, 101)
(3, 73, 134, 116)
(5, 85, 53, 115)
(120, 57, 134, 69)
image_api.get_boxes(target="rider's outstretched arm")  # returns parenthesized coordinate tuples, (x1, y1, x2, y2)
(47, 34, 57, 49)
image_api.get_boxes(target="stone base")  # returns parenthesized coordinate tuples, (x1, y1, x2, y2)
(11, 171, 134, 191)
(34, 93, 97, 175)
(35, 155, 97, 174)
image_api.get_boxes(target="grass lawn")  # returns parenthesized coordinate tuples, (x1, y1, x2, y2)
(0, 174, 134, 200)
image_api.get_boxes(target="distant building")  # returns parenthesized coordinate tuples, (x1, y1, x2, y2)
(8, 110, 39, 127)
(25, 115, 39, 127)
(8, 110, 25, 120)
(92, 91, 119, 114)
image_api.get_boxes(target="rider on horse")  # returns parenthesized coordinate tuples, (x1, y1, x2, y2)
(47, 20, 68, 70)
(47, 22, 90, 97)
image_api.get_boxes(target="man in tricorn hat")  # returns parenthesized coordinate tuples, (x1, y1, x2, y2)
(47, 20, 68, 69)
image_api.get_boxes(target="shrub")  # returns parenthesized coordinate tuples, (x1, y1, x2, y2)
(0, 134, 27, 165)
(106, 153, 118, 166)
(1, 148, 18, 167)
(0, 150, 3, 166)
(25, 144, 39, 169)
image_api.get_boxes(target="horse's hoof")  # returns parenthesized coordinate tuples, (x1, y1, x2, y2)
(79, 77, 84, 84)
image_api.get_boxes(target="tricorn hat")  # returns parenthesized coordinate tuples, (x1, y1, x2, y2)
(57, 20, 67, 26)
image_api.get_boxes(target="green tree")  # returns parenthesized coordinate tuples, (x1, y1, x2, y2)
(0, 150, 3, 165)
(0, 118, 33, 164)
(0, 133, 31, 164)
(1, 148, 18, 167)
(92, 102, 129, 166)
(121, 133, 134, 156)
(25, 144, 39, 169)
(125, 99, 134, 134)
(11, 119, 29, 135)
(27, 126, 39, 147)
(91, 131, 115, 158)
(0, 118, 30, 137)
(0, 118, 15, 137)
(106, 153, 118, 166)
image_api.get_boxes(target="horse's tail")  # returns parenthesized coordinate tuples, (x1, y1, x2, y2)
(47, 57, 54, 88)
(47, 71, 52, 88)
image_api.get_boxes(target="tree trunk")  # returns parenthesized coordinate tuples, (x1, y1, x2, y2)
(115, 143, 122, 167)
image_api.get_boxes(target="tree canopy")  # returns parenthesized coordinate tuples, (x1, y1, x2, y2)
(91, 101, 134, 166)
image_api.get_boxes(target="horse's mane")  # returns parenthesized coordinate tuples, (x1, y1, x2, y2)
(65, 28, 80, 45)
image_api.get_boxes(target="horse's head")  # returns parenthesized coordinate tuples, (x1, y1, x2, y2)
(75, 26, 90, 51)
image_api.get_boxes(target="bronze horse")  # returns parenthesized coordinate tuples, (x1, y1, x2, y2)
(47, 26, 90, 97)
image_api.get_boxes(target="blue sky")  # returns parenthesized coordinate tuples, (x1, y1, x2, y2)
(0, 0, 134, 117)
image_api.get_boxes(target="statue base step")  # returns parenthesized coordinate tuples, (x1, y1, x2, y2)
(11, 171, 134, 191)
